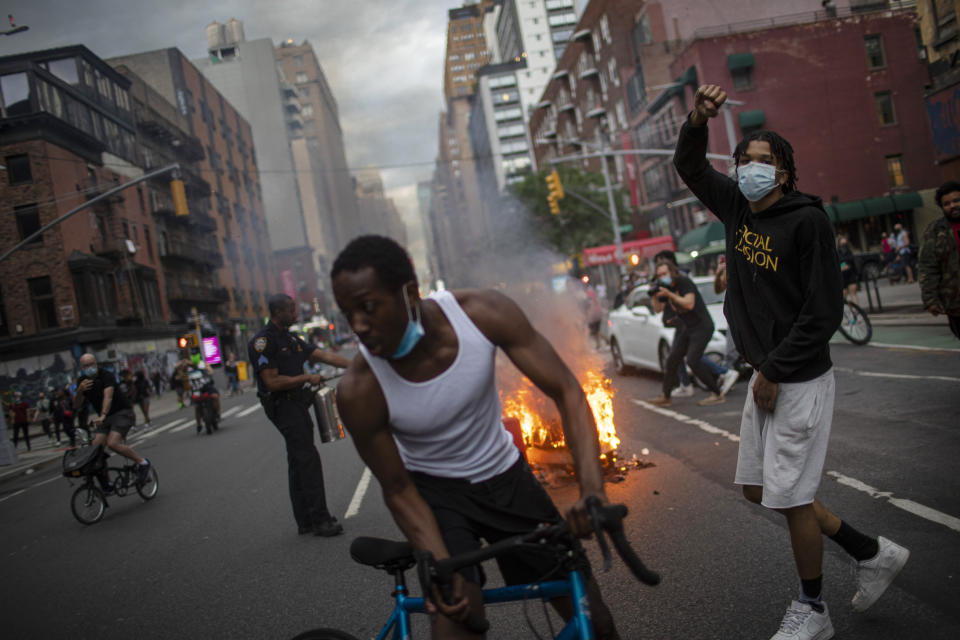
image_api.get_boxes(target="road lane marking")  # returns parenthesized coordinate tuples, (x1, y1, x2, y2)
(631, 399, 740, 442)
(345, 467, 372, 519)
(171, 421, 198, 433)
(0, 489, 26, 504)
(221, 406, 242, 418)
(133, 418, 187, 441)
(834, 367, 960, 384)
(237, 404, 262, 417)
(868, 342, 960, 353)
(827, 471, 960, 534)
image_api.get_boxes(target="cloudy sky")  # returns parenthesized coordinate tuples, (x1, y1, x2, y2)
(0, 0, 452, 196)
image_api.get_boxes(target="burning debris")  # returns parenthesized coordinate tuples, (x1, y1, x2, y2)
(501, 370, 654, 488)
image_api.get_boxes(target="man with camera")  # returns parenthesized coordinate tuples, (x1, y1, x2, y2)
(646, 260, 726, 407)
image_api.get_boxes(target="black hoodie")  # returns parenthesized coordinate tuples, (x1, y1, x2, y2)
(674, 120, 842, 383)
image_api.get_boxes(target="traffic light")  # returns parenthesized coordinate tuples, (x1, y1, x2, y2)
(178, 336, 188, 349)
(171, 179, 188, 216)
(545, 169, 564, 215)
(179, 334, 199, 350)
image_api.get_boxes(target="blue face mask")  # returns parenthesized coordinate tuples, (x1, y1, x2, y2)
(737, 162, 779, 202)
(390, 285, 425, 360)
(83, 366, 98, 377)
(659, 276, 673, 287)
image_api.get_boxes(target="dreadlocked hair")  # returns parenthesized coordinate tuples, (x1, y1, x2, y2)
(331, 235, 416, 292)
(732, 130, 797, 193)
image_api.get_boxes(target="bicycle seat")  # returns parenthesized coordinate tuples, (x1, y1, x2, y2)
(350, 537, 415, 572)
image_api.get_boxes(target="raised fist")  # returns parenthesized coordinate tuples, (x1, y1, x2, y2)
(691, 85, 727, 126)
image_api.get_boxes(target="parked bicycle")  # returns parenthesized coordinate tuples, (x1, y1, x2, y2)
(63, 444, 159, 525)
(291, 498, 659, 640)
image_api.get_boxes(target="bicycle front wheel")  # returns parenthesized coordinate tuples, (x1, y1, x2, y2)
(71, 484, 106, 525)
(838, 302, 872, 345)
(137, 466, 159, 500)
(289, 629, 360, 640)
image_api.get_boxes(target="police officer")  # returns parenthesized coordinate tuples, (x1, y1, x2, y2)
(249, 294, 351, 537)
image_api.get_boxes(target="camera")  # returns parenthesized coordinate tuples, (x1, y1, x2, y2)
(648, 282, 662, 297)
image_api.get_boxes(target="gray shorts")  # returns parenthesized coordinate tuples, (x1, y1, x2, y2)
(734, 369, 835, 509)
(94, 408, 136, 438)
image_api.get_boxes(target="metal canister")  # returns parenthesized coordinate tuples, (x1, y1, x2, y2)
(312, 386, 345, 443)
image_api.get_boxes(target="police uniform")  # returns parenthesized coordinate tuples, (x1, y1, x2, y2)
(248, 321, 335, 532)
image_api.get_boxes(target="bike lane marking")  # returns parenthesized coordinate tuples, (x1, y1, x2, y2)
(237, 404, 262, 417)
(632, 398, 960, 535)
(133, 418, 187, 441)
(344, 466, 372, 519)
(221, 406, 243, 418)
(0, 489, 26, 504)
(171, 421, 198, 433)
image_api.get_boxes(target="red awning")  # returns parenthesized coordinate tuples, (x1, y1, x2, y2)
(581, 236, 675, 266)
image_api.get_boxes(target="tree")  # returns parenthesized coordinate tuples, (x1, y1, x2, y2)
(508, 165, 631, 259)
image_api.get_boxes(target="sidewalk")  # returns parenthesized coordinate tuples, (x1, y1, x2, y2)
(1, 377, 255, 483)
(858, 279, 932, 325)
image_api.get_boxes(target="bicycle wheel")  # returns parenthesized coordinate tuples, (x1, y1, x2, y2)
(838, 302, 872, 345)
(137, 466, 159, 500)
(289, 629, 360, 640)
(71, 484, 106, 525)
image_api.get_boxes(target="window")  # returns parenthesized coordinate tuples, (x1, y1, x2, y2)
(731, 67, 752, 90)
(465, 52, 475, 61)
(549, 13, 577, 27)
(28, 276, 58, 330)
(15, 204, 42, 245)
(886, 155, 905, 187)
(300, 103, 314, 117)
(295, 72, 307, 83)
(47, 58, 79, 85)
(1, 73, 31, 117)
(6, 154, 32, 184)
(449, 54, 461, 62)
(144, 226, 154, 261)
(600, 14, 612, 44)
(874, 91, 896, 126)
(299, 86, 310, 97)
(631, 15, 653, 61)
(864, 35, 885, 70)
(294, 55, 304, 67)
(607, 57, 619, 86)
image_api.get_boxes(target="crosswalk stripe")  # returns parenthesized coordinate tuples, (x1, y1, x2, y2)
(133, 418, 187, 442)
(171, 421, 198, 433)
(221, 406, 242, 418)
(237, 404, 262, 417)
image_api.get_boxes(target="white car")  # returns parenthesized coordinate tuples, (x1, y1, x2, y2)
(607, 276, 729, 376)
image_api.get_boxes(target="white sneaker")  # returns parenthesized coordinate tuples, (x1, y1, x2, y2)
(719, 369, 740, 396)
(852, 536, 910, 612)
(770, 601, 834, 640)
(673, 384, 694, 398)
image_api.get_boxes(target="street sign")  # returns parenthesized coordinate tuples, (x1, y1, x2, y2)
(619, 224, 634, 233)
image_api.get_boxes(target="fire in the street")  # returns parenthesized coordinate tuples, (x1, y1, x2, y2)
(500, 369, 620, 453)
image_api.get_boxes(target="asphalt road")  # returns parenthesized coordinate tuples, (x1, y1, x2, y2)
(1, 337, 958, 639)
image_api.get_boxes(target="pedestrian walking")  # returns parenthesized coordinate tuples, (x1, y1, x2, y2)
(675, 83, 909, 640)
(584, 284, 605, 350)
(52, 388, 76, 447)
(151, 370, 163, 396)
(223, 353, 242, 396)
(9, 391, 31, 451)
(893, 223, 916, 284)
(133, 370, 152, 428)
(837, 233, 860, 306)
(31, 390, 54, 444)
(248, 294, 351, 537)
(919, 181, 960, 340)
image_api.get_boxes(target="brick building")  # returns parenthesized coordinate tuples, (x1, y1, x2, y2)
(109, 47, 277, 356)
(662, 5, 940, 253)
(917, 0, 960, 183)
(0, 46, 173, 374)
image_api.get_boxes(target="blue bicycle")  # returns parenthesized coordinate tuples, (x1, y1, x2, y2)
(291, 500, 660, 639)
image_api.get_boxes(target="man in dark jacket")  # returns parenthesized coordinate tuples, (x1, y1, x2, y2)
(674, 84, 909, 640)
(919, 181, 960, 339)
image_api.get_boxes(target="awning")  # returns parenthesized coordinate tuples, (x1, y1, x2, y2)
(829, 192, 922, 223)
(727, 53, 755, 71)
(647, 66, 697, 115)
(738, 109, 766, 129)
(678, 221, 724, 252)
(693, 241, 726, 257)
(581, 235, 676, 267)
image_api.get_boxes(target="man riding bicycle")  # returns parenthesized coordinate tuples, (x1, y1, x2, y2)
(332, 236, 620, 639)
(186, 357, 220, 433)
(74, 353, 151, 485)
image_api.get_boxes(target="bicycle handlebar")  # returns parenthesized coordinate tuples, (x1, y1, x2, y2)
(415, 498, 660, 629)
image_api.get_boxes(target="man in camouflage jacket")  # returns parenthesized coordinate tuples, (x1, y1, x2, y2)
(918, 181, 960, 339)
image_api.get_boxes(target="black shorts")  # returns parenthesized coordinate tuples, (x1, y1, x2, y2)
(842, 269, 859, 287)
(93, 408, 136, 438)
(410, 457, 590, 587)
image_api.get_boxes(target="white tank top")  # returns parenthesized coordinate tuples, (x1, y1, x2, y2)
(357, 290, 519, 482)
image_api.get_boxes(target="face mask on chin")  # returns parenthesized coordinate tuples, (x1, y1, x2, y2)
(390, 284, 425, 360)
(737, 162, 780, 202)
